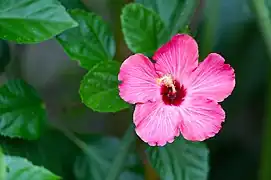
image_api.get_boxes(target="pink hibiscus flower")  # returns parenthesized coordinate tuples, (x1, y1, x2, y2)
(118, 34, 235, 146)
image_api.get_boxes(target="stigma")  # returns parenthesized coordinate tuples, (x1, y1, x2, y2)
(156, 74, 176, 93)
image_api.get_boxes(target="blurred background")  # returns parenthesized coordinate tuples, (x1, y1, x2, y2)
(1, 0, 270, 180)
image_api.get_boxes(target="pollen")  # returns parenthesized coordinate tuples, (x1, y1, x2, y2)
(156, 74, 176, 93)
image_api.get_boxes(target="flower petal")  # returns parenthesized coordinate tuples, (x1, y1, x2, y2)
(153, 34, 199, 81)
(179, 97, 225, 141)
(186, 53, 235, 102)
(118, 54, 160, 104)
(134, 101, 181, 146)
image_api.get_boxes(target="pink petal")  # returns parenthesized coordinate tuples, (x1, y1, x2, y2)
(118, 54, 160, 104)
(186, 53, 235, 102)
(179, 97, 225, 141)
(153, 34, 199, 82)
(134, 101, 181, 146)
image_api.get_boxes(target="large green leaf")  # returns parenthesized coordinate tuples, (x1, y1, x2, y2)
(57, 9, 116, 70)
(0, 79, 46, 140)
(136, 0, 199, 35)
(147, 137, 209, 180)
(79, 61, 129, 112)
(0, 40, 10, 73)
(0, 148, 5, 180)
(0, 0, 78, 43)
(121, 3, 169, 56)
(4, 155, 61, 180)
(1, 129, 80, 179)
(73, 136, 144, 180)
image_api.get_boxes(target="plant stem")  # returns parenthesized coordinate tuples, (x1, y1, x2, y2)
(249, 0, 271, 180)
(105, 123, 136, 180)
(60, 127, 109, 167)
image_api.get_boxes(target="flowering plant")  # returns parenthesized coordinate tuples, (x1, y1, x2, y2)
(2, 0, 261, 180)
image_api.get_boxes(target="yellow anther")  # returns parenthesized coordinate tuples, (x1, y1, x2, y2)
(156, 74, 176, 93)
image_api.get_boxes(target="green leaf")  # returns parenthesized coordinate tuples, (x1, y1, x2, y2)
(0, 0, 78, 43)
(74, 136, 144, 180)
(0, 148, 5, 180)
(1, 129, 80, 179)
(121, 3, 169, 56)
(57, 9, 116, 70)
(135, 0, 199, 36)
(79, 61, 129, 112)
(4, 155, 61, 180)
(147, 137, 209, 180)
(0, 40, 10, 73)
(59, 0, 87, 10)
(0, 79, 46, 140)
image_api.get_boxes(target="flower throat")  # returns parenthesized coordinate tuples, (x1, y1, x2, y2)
(157, 74, 186, 106)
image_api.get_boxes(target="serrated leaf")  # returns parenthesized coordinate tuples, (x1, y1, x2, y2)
(4, 155, 61, 180)
(0, 40, 10, 73)
(136, 0, 199, 36)
(79, 61, 129, 112)
(0, 0, 78, 43)
(0, 148, 5, 180)
(147, 137, 209, 180)
(57, 9, 115, 70)
(74, 136, 144, 180)
(0, 79, 46, 140)
(121, 3, 169, 56)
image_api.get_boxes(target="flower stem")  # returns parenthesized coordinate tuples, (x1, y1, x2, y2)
(249, 0, 271, 180)
(105, 123, 136, 180)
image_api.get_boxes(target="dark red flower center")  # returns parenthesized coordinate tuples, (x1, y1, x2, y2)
(160, 80, 186, 106)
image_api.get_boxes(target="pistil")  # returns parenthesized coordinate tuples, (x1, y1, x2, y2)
(157, 74, 176, 93)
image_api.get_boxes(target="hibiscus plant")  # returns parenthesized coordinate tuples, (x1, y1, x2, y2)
(0, 0, 240, 180)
